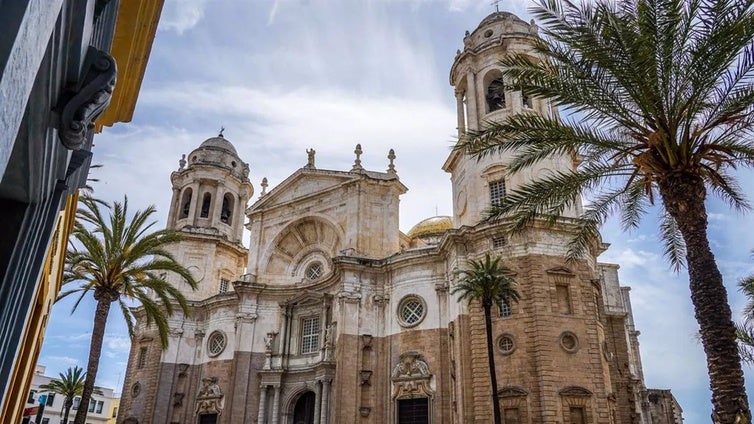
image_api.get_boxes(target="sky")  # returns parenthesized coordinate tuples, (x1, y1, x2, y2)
(37, 0, 754, 421)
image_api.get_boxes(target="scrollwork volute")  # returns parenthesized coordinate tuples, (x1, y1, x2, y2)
(57, 46, 117, 150)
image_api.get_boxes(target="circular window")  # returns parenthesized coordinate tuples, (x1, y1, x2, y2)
(131, 382, 141, 398)
(305, 262, 324, 280)
(497, 334, 516, 355)
(484, 29, 494, 38)
(397, 295, 427, 328)
(231, 161, 237, 168)
(207, 331, 227, 357)
(560, 331, 579, 353)
(192, 155, 197, 162)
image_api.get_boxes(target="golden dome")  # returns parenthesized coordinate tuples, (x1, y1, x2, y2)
(407, 216, 453, 240)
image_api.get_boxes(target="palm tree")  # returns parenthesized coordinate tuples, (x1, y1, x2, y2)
(39, 366, 85, 424)
(452, 253, 520, 424)
(737, 264, 754, 365)
(61, 196, 198, 424)
(461, 0, 754, 420)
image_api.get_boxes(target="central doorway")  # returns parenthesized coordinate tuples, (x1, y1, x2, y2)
(293, 391, 316, 424)
(199, 413, 218, 424)
(397, 397, 429, 424)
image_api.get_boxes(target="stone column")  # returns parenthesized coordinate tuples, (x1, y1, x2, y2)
(257, 385, 268, 424)
(212, 181, 225, 226)
(191, 181, 203, 226)
(319, 379, 330, 424)
(271, 385, 281, 424)
(313, 380, 321, 424)
(166, 186, 180, 228)
(465, 71, 479, 131)
(231, 192, 245, 242)
(455, 89, 466, 137)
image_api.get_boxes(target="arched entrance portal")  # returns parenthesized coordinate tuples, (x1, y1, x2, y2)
(292, 391, 316, 424)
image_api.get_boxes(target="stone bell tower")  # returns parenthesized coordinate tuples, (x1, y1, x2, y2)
(164, 132, 253, 300)
(442, 12, 582, 227)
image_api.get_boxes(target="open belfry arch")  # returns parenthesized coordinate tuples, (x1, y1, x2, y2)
(118, 11, 681, 424)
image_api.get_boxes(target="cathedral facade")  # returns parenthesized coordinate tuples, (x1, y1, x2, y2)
(118, 12, 682, 424)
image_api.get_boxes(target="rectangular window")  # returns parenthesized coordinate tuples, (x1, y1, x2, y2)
(219, 278, 229, 294)
(492, 236, 506, 248)
(46, 392, 55, 406)
(96, 400, 104, 414)
(88, 399, 96, 413)
(138, 346, 148, 369)
(489, 179, 506, 206)
(397, 397, 429, 424)
(41, 419, 49, 424)
(27, 390, 36, 404)
(73, 397, 81, 410)
(498, 299, 512, 318)
(113, 407, 118, 418)
(300, 316, 320, 354)
(556, 284, 572, 314)
(570, 407, 586, 424)
(503, 407, 521, 424)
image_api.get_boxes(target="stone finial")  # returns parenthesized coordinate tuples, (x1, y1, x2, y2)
(179, 154, 186, 170)
(242, 163, 250, 178)
(387, 149, 397, 175)
(529, 19, 539, 35)
(463, 30, 471, 48)
(351, 143, 364, 172)
(305, 148, 316, 169)
(260, 177, 268, 197)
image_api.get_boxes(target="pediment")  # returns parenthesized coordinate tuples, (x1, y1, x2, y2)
(249, 169, 360, 213)
(281, 290, 327, 307)
(546, 266, 575, 277)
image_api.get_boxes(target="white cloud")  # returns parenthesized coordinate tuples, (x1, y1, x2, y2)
(42, 356, 79, 367)
(159, 0, 209, 34)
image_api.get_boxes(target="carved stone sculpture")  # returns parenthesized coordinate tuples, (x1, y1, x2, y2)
(57, 46, 117, 150)
(196, 377, 224, 415)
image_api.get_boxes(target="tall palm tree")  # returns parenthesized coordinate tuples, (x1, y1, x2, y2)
(61, 196, 198, 424)
(451, 253, 520, 424)
(39, 366, 86, 424)
(461, 0, 754, 420)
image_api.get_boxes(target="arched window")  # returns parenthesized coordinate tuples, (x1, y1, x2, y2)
(179, 188, 192, 219)
(221, 193, 234, 224)
(486, 78, 506, 112)
(200, 193, 211, 218)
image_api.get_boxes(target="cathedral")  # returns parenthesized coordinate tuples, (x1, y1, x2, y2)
(118, 12, 683, 424)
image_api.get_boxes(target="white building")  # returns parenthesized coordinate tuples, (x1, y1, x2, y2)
(23, 366, 119, 424)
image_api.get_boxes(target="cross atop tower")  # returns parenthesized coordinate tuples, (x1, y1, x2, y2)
(491, 0, 502, 12)
(218, 126, 225, 137)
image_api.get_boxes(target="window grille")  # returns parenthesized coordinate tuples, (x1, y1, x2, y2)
(498, 300, 512, 318)
(219, 278, 229, 294)
(492, 236, 506, 248)
(305, 262, 323, 280)
(301, 316, 320, 354)
(489, 179, 506, 206)
(138, 347, 147, 369)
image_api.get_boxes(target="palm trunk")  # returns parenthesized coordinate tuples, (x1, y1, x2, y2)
(63, 402, 71, 424)
(74, 297, 111, 424)
(659, 173, 750, 423)
(483, 301, 502, 424)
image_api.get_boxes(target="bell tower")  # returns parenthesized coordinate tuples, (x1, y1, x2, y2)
(164, 132, 253, 300)
(442, 12, 581, 227)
